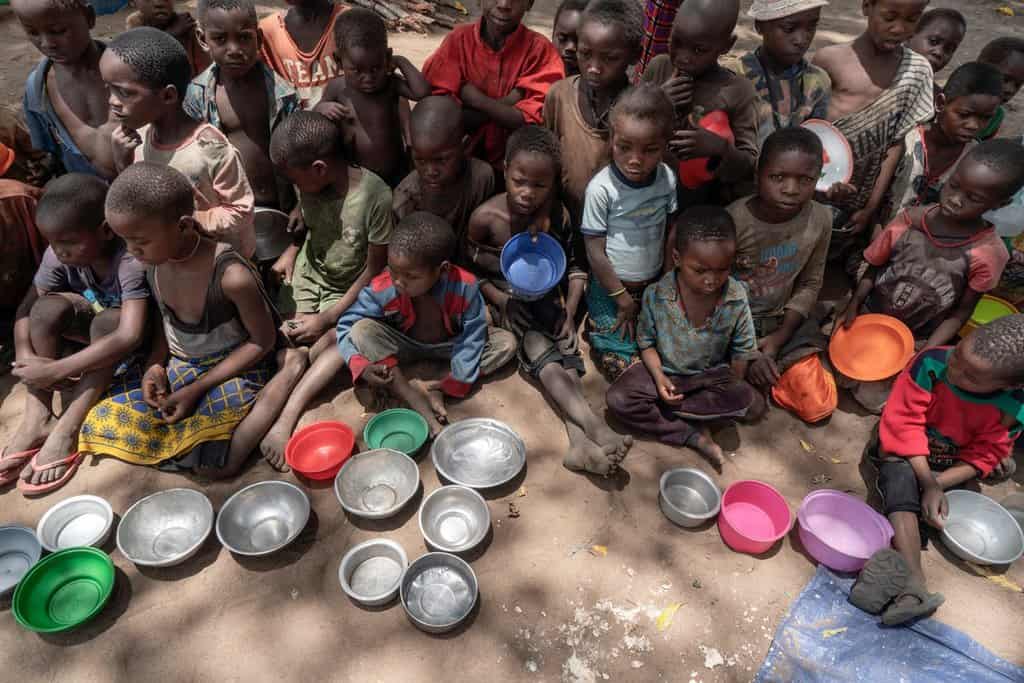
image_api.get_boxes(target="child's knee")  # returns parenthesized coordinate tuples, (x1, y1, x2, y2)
(348, 318, 388, 351)
(29, 295, 77, 335)
(605, 382, 629, 417)
(521, 330, 553, 363)
(89, 309, 122, 341)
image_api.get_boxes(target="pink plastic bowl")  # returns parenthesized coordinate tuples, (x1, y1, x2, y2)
(718, 480, 793, 554)
(285, 421, 355, 480)
(797, 489, 894, 572)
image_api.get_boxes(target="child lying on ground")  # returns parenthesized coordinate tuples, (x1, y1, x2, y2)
(337, 212, 517, 436)
(606, 206, 761, 469)
(259, 0, 344, 108)
(3, 174, 149, 495)
(976, 37, 1024, 141)
(908, 8, 965, 97)
(551, 0, 587, 77)
(126, 0, 210, 76)
(79, 163, 304, 478)
(852, 315, 1024, 625)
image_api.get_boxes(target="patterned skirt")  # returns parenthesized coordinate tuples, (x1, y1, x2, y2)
(585, 275, 650, 380)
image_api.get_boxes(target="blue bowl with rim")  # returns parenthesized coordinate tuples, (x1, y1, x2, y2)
(500, 232, 566, 302)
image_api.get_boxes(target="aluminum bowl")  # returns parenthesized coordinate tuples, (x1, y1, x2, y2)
(400, 552, 478, 633)
(1001, 493, 1024, 532)
(116, 489, 214, 567)
(659, 468, 721, 528)
(253, 207, 292, 263)
(0, 526, 42, 597)
(36, 495, 114, 553)
(216, 481, 310, 556)
(418, 485, 490, 553)
(334, 449, 420, 520)
(431, 418, 526, 489)
(941, 490, 1024, 566)
(338, 538, 408, 607)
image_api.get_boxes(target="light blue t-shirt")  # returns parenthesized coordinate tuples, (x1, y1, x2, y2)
(580, 162, 678, 282)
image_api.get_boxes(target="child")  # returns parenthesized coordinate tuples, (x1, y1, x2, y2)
(14, 0, 114, 178)
(422, 0, 564, 168)
(812, 0, 934, 237)
(582, 83, 677, 380)
(552, 0, 588, 77)
(126, 0, 211, 77)
(78, 163, 304, 478)
(3, 175, 149, 495)
(727, 128, 835, 422)
(976, 37, 1024, 141)
(908, 8, 965, 87)
(852, 315, 1024, 625)
(185, 0, 299, 213)
(606, 206, 759, 469)
(315, 8, 431, 188)
(102, 27, 256, 259)
(543, 0, 642, 223)
(259, 0, 345, 109)
(738, 0, 832, 146)
(0, 145, 45, 314)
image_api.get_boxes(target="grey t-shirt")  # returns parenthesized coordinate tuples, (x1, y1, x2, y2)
(34, 239, 149, 307)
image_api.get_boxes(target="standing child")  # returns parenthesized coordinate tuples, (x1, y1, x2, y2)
(582, 83, 677, 380)
(976, 38, 1024, 141)
(259, 0, 345, 109)
(316, 8, 431, 188)
(551, 0, 588, 77)
(422, 0, 564, 168)
(908, 8, 965, 96)
(126, 0, 211, 77)
(606, 206, 760, 469)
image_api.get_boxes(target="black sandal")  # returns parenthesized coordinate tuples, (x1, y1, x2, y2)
(849, 549, 911, 614)
(881, 584, 945, 625)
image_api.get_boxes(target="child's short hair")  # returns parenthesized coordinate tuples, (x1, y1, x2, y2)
(269, 111, 343, 168)
(964, 139, 1024, 198)
(760, 127, 823, 168)
(20, 0, 90, 12)
(674, 205, 736, 252)
(37, 173, 108, 233)
(580, 0, 643, 49)
(609, 83, 674, 138)
(410, 96, 464, 145)
(675, 0, 739, 37)
(390, 211, 456, 268)
(979, 37, 1024, 66)
(106, 162, 195, 220)
(197, 0, 257, 24)
(943, 62, 1004, 101)
(915, 8, 966, 35)
(968, 314, 1024, 383)
(505, 125, 561, 178)
(555, 0, 589, 23)
(107, 27, 192, 99)
(334, 7, 387, 54)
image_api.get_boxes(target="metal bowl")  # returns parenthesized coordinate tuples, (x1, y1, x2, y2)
(36, 495, 114, 553)
(253, 207, 292, 263)
(418, 485, 490, 553)
(216, 481, 310, 556)
(334, 449, 420, 520)
(941, 490, 1024, 566)
(338, 538, 408, 607)
(1001, 493, 1024, 532)
(659, 468, 721, 528)
(400, 552, 478, 633)
(0, 526, 42, 597)
(431, 418, 526, 489)
(116, 489, 214, 567)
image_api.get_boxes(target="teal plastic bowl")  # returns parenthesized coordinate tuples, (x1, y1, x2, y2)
(13, 547, 115, 633)
(363, 409, 429, 455)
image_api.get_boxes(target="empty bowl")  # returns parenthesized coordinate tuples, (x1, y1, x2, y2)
(829, 313, 915, 382)
(797, 489, 894, 572)
(941, 490, 1024, 566)
(116, 488, 214, 567)
(500, 232, 567, 301)
(363, 409, 429, 456)
(253, 207, 292, 263)
(338, 538, 408, 607)
(0, 526, 42, 597)
(216, 481, 310, 556)
(419, 485, 490, 554)
(401, 552, 478, 633)
(431, 418, 526, 489)
(718, 480, 793, 555)
(802, 119, 853, 192)
(659, 468, 721, 528)
(36, 495, 114, 553)
(334, 448, 420, 519)
(1001, 493, 1024, 531)
(285, 421, 356, 480)
(13, 547, 115, 633)
(960, 295, 1018, 339)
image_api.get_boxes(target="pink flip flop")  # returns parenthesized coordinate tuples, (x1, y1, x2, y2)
(18, 451, 85, 496)
(0, 448, 41, 486)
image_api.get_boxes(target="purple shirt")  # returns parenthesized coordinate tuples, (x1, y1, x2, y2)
(34, 240, 149, 308)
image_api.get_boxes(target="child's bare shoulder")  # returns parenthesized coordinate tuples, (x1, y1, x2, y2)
(812, 43, 854, 70)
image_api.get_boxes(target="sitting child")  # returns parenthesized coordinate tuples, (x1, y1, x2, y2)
(551, 0, 587, 77)
(544, 0, 642, 223)
(102, 28, 256, 259)
(4, 174, 149, 495)
(738, 0, 831, 146)
(0, 146, 45, 314)
(259, 0, 345, 108)
(976, 37, 1024, 141)
(582, 83, 677, 381)
(852, 315, 1024, 625)
(908, 8, 965, 98)
(337, 212, 517, 436)
(126, 0, 211, 76)
(468, 126, 631, 476)
(727, 128, 836, 423)
(316, 8, 431, 189)
(606, 206, 760, 469)
(79, 163, 303, 478)
(422, 0, 564, 168)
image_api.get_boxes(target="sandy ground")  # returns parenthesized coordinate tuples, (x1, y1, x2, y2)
(0, 1, 1023, 681)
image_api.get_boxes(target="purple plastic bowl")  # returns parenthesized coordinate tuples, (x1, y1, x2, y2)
(797, 489, 894, 572)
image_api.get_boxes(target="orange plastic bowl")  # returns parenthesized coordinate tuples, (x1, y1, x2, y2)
(285, 421, 356, 480)
(829, 314, 915, 382)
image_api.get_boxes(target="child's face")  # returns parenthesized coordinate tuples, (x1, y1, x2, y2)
(504, 150, 556, 219)
(993, 52, 1024, 104)
(279, 160, 334, 195)
(132, 0, 176, 29)
(552, 8, 582, 76)
(908, 18, 963, 73)
(339, 45, 392, 95)
(37, 224, 110, 268)
(610, 115, 667, 185)
(756, 8, 821, 69)
(939, 157, 1012, 223)
(937, 94, 1001, 144)
(757, 149, 820, 217)
(673, 239, 736, 297)
(669, 16, 735, 78)
(862, 0, 928, 55)
(106, 210, 189, 265)
(388, 252, 444, 299)
(480, 0, 533, 40)
(578, 20, 634, 92)
(100, 51, 175, 129)
(199, 8, 261, 79)
(11, 0, 95, 65)
(946, 337, 1013, 394)
(411, 133, 465, 191)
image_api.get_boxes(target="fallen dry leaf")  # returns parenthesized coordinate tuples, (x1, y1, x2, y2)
(822, 627, 848, 639)
(966, 563, 1023, 592)
(800, 439, 816, 453)
(517, 485, 528, 497)
(590, 544, 608, 557)
(997, 6, 1015, 16)
(830, 457, 844, 464)
(656, 602, 683, 631)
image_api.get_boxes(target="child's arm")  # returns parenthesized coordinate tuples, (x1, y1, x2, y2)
(466, 206, 502, 276)
(314, 79, 355, 123)
(730, 300, 758, 381)
(392, 55, 432, 101)
(845, 143, 903, 234)
(934, 463, 983, 490)
(440, 285, 489, 398)
(840, 266, 877, 329)
(924, 289, 981, 348)
(460, 84, 526, 130)
(907, 455, 948, 527)
(336, 283, 389, 380)
(141, 318, 170, 409)
(202, 143, 256, 251)
(585, 235, 638, 339)
(638, 292, 683, 405)
(13, 286, 41, 361)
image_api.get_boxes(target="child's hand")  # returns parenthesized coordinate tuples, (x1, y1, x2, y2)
(824, 182, 857, 205)
(612, 291, 639, 341)
(655, 372, 683, 405)
(557, 315, 578, 355)
(286, 205, 305, 236)
(662, 73, 694, 111)
(160, 385, 201, 424)
(837, 301, 861, 331)
(11, 357, 65, 390)
(315, 101, 354, 123)
(501, 297, 535, 337)
(670, 128, 727, 160)
(921, 483, 948, 529)
(111, 125, 142, 171)
(986, 456, 1017, 480)
(362, 364, 393, 387)
(1012, 249, 1024, 265)
(747, 356, 781, 389)
(412, 378, 449, 427)
(271, 244, 299, 285)
(283, 313, 327, 345)
(142, 364, 170, 409)
(840, 209, 872, 235)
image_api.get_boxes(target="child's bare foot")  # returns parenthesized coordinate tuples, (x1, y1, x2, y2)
(690, 428, 725, 471)
(258, 425, 292, 472)
(393, 373, 446, 438)
(583, 419, 633, 469)
(255, 347, 310, 472)
(20, 427, 77, 486)
(563, 436, 614, 476)
(1, 411, 54, 477)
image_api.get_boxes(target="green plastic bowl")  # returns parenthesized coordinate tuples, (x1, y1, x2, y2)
(13, 547, 115, 633)
(363, 409, 429, 455)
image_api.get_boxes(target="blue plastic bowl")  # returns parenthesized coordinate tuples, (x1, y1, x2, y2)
(91, 0, 129, 15)
(500, 232, 567, 301)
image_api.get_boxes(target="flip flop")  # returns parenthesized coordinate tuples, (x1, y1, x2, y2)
(0, 447, 41, 485)
(849, 549, 910, 615)
(881, 585, 945, 626)
(17, 451, 85, 496)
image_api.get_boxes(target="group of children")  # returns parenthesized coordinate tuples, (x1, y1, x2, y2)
(3, 0, 1024, 625)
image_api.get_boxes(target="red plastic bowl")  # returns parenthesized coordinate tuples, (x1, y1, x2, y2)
(718, 480, 792, 555)
(285, 421, 355, 480)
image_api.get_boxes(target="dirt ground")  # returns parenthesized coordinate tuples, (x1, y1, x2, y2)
(0, 1, 1023, 681)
